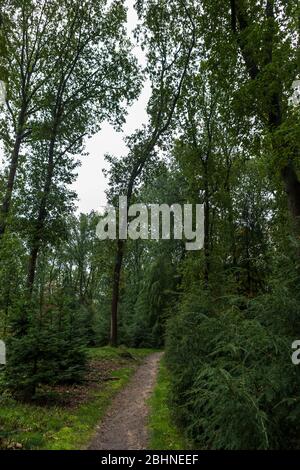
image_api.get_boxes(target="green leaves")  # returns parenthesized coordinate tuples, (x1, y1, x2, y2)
(166, 303, 299, 449)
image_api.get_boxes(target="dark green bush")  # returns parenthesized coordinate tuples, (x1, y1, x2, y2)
(5, 303, 87, 400)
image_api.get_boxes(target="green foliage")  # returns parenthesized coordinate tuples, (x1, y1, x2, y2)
(123, 255, 177, 348)
(166, 287, 300, 449)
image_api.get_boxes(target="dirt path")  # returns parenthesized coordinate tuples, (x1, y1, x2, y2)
(88, 352, 164, 450)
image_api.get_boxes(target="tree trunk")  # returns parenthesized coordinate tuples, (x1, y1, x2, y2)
(0, 105, 27, 236)
(201, 148, 211, 287)
(27, 244, 39, 295)
(26, 140, 55, 295)
(110, 238, 124, 346)
(204, 178, 210, 287)
(281, 162, 300, 234)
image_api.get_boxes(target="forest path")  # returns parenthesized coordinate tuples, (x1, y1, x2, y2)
(88, 351, 164, 450)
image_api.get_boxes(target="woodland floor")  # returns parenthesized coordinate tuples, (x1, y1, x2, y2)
(88, 352, 164, 450)
(0, 347, 158, 450)
(0, 348, 185, 450)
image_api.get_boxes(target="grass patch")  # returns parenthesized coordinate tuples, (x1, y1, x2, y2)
(0, 347, 154, 450)
(148, 360, 189, 450)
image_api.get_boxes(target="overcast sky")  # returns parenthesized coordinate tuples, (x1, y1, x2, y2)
(72, 0, 151, 214)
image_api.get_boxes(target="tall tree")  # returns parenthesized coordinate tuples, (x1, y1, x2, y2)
(198, 0, 300, 234)
(105, 0, 196, 345)
(17, 0, 140, 294)
(0, 1, 60, 236)
(230, 0, 300, 232)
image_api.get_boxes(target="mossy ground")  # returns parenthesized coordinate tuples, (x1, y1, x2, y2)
(148, 359, 189, 450)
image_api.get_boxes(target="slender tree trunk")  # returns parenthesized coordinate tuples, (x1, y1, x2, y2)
(204, 176, 210, 287)
(26, 195, 49, 295)
(110, 238, 124, 346)
(0, 106, 27, 236)
(79, 265, 84, 302)
(200, 147, 211, 287)
(26, 139, 55, 295)
(281, 162, 300, 233)
(224, 159, 238, 279)
(27, 244, 40, 294)
(245, 227, 252, 296)
(2, 284, 10, 338)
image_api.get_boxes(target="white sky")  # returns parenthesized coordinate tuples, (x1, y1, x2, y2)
(72, 0, 151, 214)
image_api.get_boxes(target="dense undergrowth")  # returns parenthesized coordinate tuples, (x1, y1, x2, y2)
(165, 270, 300, 450)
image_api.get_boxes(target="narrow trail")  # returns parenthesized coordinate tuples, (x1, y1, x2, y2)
(88, 352, 164, 450)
